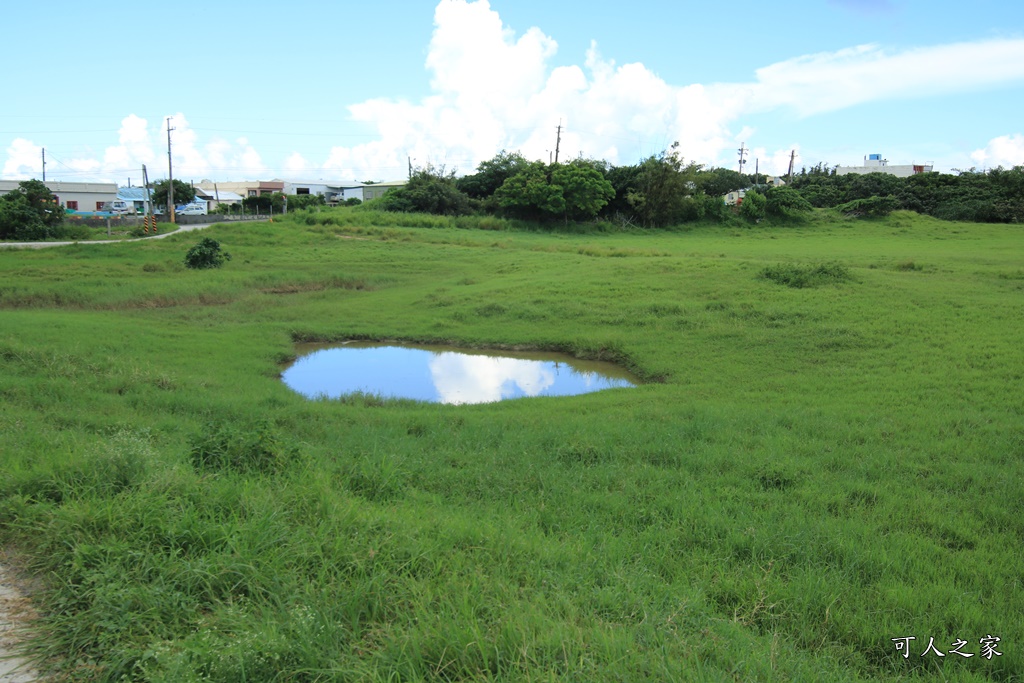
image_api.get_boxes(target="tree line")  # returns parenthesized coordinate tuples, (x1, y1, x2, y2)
(373, 148, 1024, 227)
(786, 164, 1024, 223)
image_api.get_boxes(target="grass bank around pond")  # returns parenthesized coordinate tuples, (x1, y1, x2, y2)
(0, 210, 1021, 681)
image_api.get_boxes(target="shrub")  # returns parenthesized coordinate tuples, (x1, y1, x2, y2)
(740, 190, 767, 222)
(765, 186, 813, 218)
(835, 195, 898, 218)
(184, 237, 231, 269)
(761, 262, 852, 288)
(378, 165, 471, 216)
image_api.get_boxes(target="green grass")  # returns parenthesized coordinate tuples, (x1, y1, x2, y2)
(1, 209, 1022, 681)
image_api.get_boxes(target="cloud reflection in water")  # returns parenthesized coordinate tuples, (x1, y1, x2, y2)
(282, 344, 636, 404)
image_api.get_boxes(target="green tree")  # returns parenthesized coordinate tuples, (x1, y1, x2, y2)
(495, 160, 613, 222)
(602, 163, 643, 220)
(739, 190, 767, 222)
(184, 237, 231, 269)
(456, 151, 529, 199)
(551, 161, 614, 221)
(285, 193, 326, 212)
(495, 162, 564, 220)
(627, 144, 702, 227)
(150, 179, 196, 211)
(765, 186, 813, 219)
(378, 165, 471, 216)
(696, 167, 750, 198)
(242, 193, 285, 214)
(0, 180, 65, 240)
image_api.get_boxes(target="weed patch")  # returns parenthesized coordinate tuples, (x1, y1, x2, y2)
(760, 262, 852, 288)
(189, 421, 301, 475)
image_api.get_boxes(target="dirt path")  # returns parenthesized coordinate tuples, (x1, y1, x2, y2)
(0, 560, 40, 683)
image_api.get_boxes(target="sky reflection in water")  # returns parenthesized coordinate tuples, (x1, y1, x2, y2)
(281, 343, 638, 404)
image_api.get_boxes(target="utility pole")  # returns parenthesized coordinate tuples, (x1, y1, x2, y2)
(142, 164, 152, 218)
(554, 120, 562, 164)
(755, 158, 759, 187)
(408, 156, 413, 180)
(166, 117, 175, 223)
(738, 142, 747, 175)
(42, 148, 46, 182)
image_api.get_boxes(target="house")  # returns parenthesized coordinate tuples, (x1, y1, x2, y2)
(195, 180, 284, 199)
(836, 154, 933, 178)
(360, 180, 407, 201)
(280, 180, 408, 203)
(283, 180, 361, 204)
(724, 189, 746, 206)
(117, 186, 156, 214)
(193, 187, 244, 210)
(0, 180, 118, 213)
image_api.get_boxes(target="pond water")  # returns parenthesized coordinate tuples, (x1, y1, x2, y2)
(281, 342, 638, 405)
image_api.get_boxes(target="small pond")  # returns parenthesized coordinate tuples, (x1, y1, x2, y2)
(281, 342, 639, 405)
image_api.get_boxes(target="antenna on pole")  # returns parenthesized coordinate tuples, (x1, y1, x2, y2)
(738, 142, 747, 175)
(166, 117, 176, 224)
(554, 120, 562, 164)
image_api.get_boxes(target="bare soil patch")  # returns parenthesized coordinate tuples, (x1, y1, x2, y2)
(0, 553, 40, 683)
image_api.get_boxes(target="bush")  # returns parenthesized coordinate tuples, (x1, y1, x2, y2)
(761, 262, 852, 288)
(701, 193, 727, 222)
(184, 237, 231, 269)
(740, 190, 767, 222)
(765, 186, 813, 219)
(378, 165, 471, 216)
(835, 195, 898, 218)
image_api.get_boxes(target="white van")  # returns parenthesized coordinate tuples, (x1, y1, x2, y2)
(103, 200, 133, 215)
(176, 201, 208, 216)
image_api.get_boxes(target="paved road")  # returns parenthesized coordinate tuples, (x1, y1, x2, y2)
(0, 219, 254, 249)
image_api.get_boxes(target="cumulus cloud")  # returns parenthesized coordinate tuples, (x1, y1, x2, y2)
(7, 1, 1024, 181)
(322, 1, 1024, 178)
(971, 134, 1024, 169)
(429, 352, 555, 404)
(2, 138, 43, 179)
(3, 115, 270, 184)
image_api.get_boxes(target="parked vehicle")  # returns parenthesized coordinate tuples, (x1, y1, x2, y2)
(176, 201, 208, 216)
(102, 200, 134, 215)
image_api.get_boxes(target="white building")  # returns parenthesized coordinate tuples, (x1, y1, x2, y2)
(836, 153, 933, 178)
(0, 180, 118, 213)
(194, 187, 244, 210)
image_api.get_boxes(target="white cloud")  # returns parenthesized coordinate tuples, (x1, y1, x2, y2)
(970, 134, 1024, 169)
(101, 114, 155, 172)
(747, 39, 1024, 117)
(321, 1, 1024, 177)
(429, 352, 555, 404)
(6, 1, 1024, 182)
(2, 138, 43, 179)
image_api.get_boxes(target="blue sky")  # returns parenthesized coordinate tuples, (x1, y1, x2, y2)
(3, 0, 1023, 184)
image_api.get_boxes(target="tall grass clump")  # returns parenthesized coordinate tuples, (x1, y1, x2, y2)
(189, 420, 302, 475)
(760, 261, 852, 288)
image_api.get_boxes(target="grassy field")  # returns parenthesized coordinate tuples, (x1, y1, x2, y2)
(0, 209, 1021, 681)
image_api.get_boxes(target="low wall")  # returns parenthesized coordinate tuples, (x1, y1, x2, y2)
(63, 214, 270, 228)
